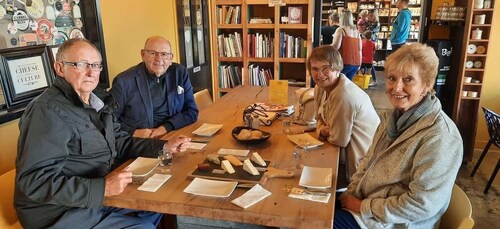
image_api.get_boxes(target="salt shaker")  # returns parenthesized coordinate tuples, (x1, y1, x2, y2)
(251, 114, 260, 129)
(244, 113, 253, 128)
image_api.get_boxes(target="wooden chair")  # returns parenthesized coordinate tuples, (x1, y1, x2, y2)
(440, 184, 474, 229)
(0, 169, 22, 229)
(470, 107, 500, 194)
(193, 89, 213, 110)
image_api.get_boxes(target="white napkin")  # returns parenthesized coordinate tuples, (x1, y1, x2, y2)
(186, 142, 206, 150)
(288, 192, 331, 203)
(137, 174, 172, 192)
(231, 184, 272, 209)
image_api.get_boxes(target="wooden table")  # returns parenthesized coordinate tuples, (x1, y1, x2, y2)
(104, 85, 340, 229)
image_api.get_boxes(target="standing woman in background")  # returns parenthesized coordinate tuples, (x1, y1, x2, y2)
(365, 9, 381, 42)
(331, 10, 362, 80)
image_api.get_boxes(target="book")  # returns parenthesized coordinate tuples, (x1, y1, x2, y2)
(288, 7, 302, 24)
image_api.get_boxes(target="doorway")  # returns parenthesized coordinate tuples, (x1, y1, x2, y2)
(176, 0, 212, 96)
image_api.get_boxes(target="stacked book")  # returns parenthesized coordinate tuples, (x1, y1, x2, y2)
(217, 32, 243, 57)
(248, 65, 273, 86)
(279, 33, 307, 58)
(216, 5, 241, 24)
(219, 65, 242, 88)
(247, 33, 274, 58)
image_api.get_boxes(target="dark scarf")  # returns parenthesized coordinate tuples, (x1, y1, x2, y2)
(387, 94, 435, 140)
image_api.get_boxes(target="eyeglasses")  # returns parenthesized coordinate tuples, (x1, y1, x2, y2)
(143, 49, 174, 59)
(61, 61, 103, 71)
(310, 65, 333, 75)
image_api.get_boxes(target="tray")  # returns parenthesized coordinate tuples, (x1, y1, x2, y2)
(189, 157, 271, 183)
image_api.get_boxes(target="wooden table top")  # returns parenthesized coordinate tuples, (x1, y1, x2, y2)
(104, 85, 339, 229)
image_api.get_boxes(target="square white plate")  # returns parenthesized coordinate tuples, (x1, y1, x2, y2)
(127, 157, 159, 177)
(217, 148, 250, 157)
(192, 123, 223, 137)
(299, 166, 333, 189)
(184, 178, 238, 197)
(287, 133, 324, 149)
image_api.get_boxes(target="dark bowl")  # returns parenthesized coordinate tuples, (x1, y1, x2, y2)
(232, 126, 271, 145)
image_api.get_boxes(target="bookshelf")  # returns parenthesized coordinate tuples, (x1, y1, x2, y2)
(452, 0, 496, 161)
(356, 0, 425, 68)
(209, 0, 313, 99)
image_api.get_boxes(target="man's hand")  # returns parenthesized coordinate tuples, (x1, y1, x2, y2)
(104, 170, 133, 196)
(133, 128, 153, 138)
(150, 126, 168, 139)
(164, 136, 191, 153)
(340, 193, 362, 213)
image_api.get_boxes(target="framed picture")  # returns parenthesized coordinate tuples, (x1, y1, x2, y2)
(288, 7, 303, 24)
(0, 45, 54, 111)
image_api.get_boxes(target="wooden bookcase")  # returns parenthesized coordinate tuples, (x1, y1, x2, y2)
(209, 0, 313, 99)
(453, 0, 496, 161)
(357, 0, 425, 68)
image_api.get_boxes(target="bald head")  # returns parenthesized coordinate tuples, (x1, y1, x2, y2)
(141, 36, 173, 76)
(56, 38, 101, 62)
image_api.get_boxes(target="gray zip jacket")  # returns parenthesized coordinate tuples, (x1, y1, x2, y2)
(344, 96, 463, 229)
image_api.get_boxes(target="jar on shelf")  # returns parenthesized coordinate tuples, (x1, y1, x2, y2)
(474, 0, 484, 9)
(474, 14, 486, 24)
(471, 28, 483, 40)
(484, 0, 491, 8)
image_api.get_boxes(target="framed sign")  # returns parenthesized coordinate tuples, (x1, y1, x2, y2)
(0, 45, 54, 111)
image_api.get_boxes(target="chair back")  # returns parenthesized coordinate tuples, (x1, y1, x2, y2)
(440, 184, 474, 229)
(482, 107, 500, 148)
(0, 169, 22, 228)
(194, 89, 214, 110)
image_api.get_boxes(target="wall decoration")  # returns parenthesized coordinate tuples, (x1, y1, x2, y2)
(0, 0, 108, 124)
(0, 45, 53, 110)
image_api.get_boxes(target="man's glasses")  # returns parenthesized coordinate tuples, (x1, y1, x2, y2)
(310, 65, 333, 75)
(61, 61, 103, 71)
(143, 49, 174, 59)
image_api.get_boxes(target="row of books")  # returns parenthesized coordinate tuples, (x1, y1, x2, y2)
(218, 65, 242, 88)
(249, 65, 273, 86)
(216, 5, 241, 24)
(279, 32, 307, 58)
(247, 33, 274, 58)
(217, 32, 243, 57)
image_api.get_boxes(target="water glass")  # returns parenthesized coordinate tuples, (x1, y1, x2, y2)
(293, 145, 305, 175)
(282, 117, 292, 135)
(158, 150, 173, 173)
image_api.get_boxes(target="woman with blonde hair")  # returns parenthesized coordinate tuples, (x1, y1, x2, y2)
(331, 10, 362, 80)
(365, 9, 381, 42)
(334, 43, 463, 229)
(357, 10, 369, 32)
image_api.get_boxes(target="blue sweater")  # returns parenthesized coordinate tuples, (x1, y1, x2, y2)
(390, 8, 411, 45)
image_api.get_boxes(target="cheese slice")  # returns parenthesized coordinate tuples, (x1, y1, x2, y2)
(221, 160, 235, 174)
(223, 155, 242, 166)
(243, 159, 260, 176)
(206, 154, 220, 164)
(251, 152, 266, 166)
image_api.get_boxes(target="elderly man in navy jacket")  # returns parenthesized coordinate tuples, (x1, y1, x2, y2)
(110, 36, 198, 139)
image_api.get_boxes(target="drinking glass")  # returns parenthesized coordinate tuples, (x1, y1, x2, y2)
(158, 150, 173, 174)
(282, 117, 292, 135)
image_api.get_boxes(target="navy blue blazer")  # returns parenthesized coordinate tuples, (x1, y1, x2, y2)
(110, 62, 198, 134)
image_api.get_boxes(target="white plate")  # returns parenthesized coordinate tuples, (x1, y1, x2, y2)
(299, 166, 333, 189)
(287, 133, 324, 149)
(217, 148, 250, 157)
(127, 157, 158, 177)
(184, 178, 238, 197)
(192, 123, 223, 136)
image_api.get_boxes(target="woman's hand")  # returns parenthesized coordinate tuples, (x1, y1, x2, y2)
(340, 193, 362, 213)
(163, 136, 191, 153)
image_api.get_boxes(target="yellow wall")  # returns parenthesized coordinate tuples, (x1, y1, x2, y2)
(0, 120, 19, 174)
(99, 0, 180, 81)
(476, 2, 500, 148)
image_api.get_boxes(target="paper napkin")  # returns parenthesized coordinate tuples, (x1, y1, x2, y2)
(186, 142, 207, 150)
(288, 192, 331, 203)
(231, 184, 272, 209)
(137, 174, 172, 192)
